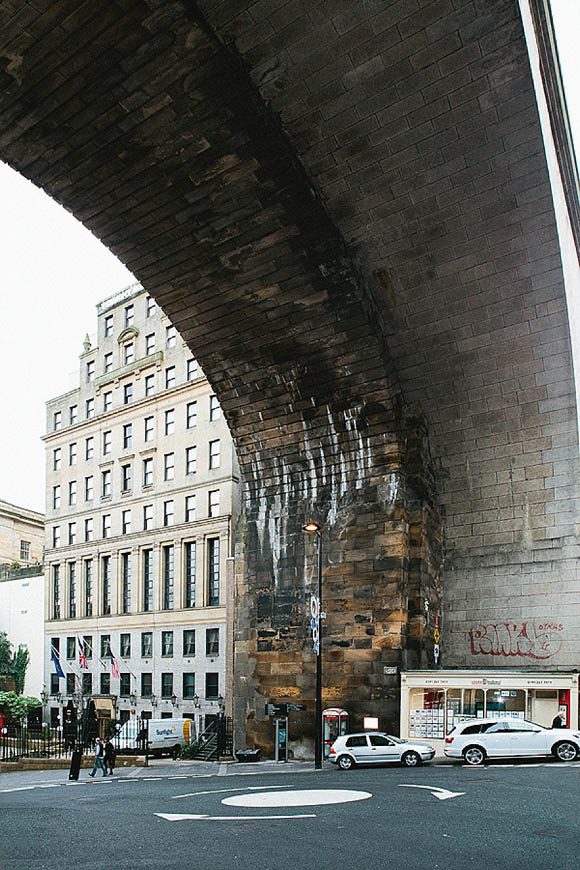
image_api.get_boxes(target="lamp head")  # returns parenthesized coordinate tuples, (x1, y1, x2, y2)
(303, 522, 320, 533)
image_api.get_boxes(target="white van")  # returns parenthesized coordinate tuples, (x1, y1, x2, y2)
(114, 718, 195, 757)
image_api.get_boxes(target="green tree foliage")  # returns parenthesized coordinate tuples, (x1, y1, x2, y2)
(0, 691, 40, 718)
(0, 632, 30, 694)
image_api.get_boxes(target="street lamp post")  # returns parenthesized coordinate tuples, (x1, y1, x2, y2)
(303, 522, 323, 770)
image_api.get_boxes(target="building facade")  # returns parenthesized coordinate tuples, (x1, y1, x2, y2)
(42, 284, 239, 732)
(0, 567, 45, 698)
(0, 498, 44, 568)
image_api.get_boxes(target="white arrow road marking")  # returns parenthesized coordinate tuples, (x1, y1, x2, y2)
(173, 784, 293, 800)
(399, 785, 465, 801)
(156, 812, 316, 822)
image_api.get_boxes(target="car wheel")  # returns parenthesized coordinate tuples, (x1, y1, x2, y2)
(463, 745, 486, 766)
(553, 741, 578, 762)
(402, 751, 421, 767)
(337, 754, 355, 770)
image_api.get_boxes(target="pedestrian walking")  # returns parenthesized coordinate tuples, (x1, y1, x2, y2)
(104, 737, 116, 775)
(551, 711, 566, 729)
(89, 737, 108, 777)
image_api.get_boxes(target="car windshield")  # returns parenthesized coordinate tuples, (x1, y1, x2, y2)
(381, 734, 404, 743)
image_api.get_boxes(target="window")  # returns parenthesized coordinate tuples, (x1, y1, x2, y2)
(163, 500, 174, 527)
(52, 638, 60, 656)
(86, 398, 94, 419)
(161, 673, 173, 698)
(85, 437, 94, 460)
(186, 358, 198, 380)
(82, 672, 93, 695)
(143, 457, 153, 487)
(206, 628, 219, 657)
(85, 475, 93, 501)
(209, 440, 221, 469)
(101, 392, 111, 414)
(54, 410, 62, 431)
(346, 735, 368, 748)
(145, 333, 155, 355)
(144, 416, 154, 442)
(103, 431, 112, 455)
(102, 513, 111, 539)
(143, 504, 153, 530)
(145, 373, 155, 396)
(69, 443, 77, 466)
(101, 634, 111, 658)
(208, 538, 220, 606)
(186, 446, 196, 475)
(86, 360, 95, 382)
(102, 557, 111, 614)
(101, 672, 111, 695)
(52, 566, 61, 617)
(122, 423, 132, 449)
(124, 342, 134, 365)
(67, 673, 76, 694)
(121, 553, 131, 613)
(104, 352, 113, 373)
(66, 637, 76, 659)
(164, 453, 174, 481)
(163, 545, 174, 609)
(166, 325, 176, 347)
(83, 635, 93, 659)
(141, 672, 152, 697)
(121, 464, 132, 492)
(186, 401, 197, 428)
(69, 405, 78, 425)
(52, 526, 61, 548)
(185, 495, 196, 523)
(183, 673, 196, 699)
(68, 522, 76, 545)
(141, 632, 153, 658)
(104, 314, 113, 336)
(162, 631, 173, 657)
(53, 485, 61, 510)
(101, 469, 111, 497)
(164, 409, 174, 435)
(209, 395, 221, 421)
(143, 550, 153, 612)
(84, 518, 93, 542)
(146, 295, 156, 317)
(123, 382, 133, 404)
(125, 304, 134, 327)
(208, 489, 220, 517)
(120, 673, 131, 697)
(120, 633, 131, 658)
(84, 563, 93, 617)
(69, 562, 76, 615)
(20, 540, 30, 561)
(68, 480, 77, 506)
(53, 448, 61, 471)
(165, 366, 175, 389)
(205, 673, 219, 699)
(122, 509, 131, 534)
(183, 629, 195, 656)
(185, 542, 196, 607)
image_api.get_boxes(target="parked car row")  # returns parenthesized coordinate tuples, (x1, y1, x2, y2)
(329, 717, 580, 769)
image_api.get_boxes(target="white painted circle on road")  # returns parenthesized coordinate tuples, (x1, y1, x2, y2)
(222, 789, 372, 808)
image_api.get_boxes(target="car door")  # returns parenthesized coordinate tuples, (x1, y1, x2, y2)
(507, 720, 549, 757)
(367, 734, 400, 764)
(478, 721, 514, 757)
(345, 735, 371, 763)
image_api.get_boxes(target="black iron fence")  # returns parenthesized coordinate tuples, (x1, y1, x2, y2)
(0, 723, 85, 761)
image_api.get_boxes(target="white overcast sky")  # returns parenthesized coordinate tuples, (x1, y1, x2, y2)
(0, 1, 578, 515)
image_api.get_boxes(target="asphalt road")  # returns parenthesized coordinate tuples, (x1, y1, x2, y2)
(0, 759, 578, 870)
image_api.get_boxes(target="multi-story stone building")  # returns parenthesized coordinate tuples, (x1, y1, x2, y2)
(42, 284, 239, 733)
(0, 498, 44, 568)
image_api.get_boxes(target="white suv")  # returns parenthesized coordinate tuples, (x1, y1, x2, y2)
(444, 717, 580, 765)
(329, 732, 436, 769)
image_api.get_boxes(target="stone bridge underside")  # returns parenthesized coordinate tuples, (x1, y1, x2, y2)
(2, 0, 579, 748)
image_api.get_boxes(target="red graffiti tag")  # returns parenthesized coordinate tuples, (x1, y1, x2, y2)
(469, 621, 563, 660)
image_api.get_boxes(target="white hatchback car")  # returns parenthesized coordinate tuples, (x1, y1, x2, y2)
(444, 717, 580, 765)
(329, 731, 436, 769)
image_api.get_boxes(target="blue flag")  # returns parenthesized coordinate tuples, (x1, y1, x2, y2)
(51, 646, 65, 679)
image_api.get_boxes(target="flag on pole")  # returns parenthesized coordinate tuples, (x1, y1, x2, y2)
(78, 638, 87, 670)
(51, 646, 65, 679)
(111, 656, 120, 679)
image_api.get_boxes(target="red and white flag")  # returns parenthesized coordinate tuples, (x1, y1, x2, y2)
(78, 638, 87, 670)
(111, 656, 120, 679)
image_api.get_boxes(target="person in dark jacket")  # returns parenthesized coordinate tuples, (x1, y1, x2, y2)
(104, 738, 117, 775)
(552, 712, 566, 728)
(89, 738, 107, 777)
